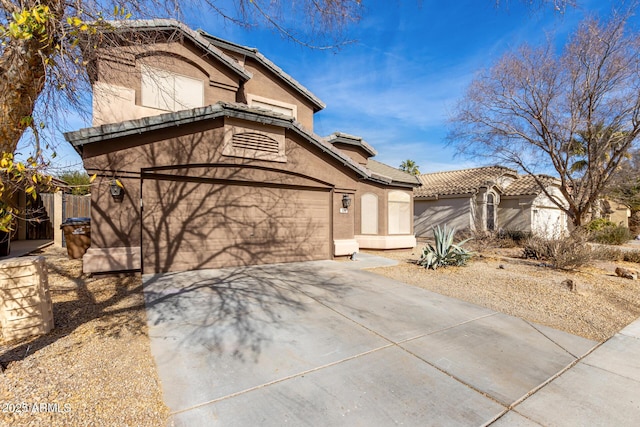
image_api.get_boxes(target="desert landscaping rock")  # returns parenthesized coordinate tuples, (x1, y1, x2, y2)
(0, 246, 169, 426)
(615, 266, 638, 280)
(561, 278, 577, 292)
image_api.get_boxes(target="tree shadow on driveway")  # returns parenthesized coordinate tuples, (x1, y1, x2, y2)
(142, 261, 354, 363)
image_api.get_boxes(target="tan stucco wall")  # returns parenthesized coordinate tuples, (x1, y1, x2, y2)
(605, 201, 631, 227)
(93, 41, 240, 126)
(332, 143, 370, 165)
(414, 197, 472, 237)
(498, 198, 533, 232)
(240, 58, 316, 131)
(353, 182, 414, 236)
(82, 117, 369, 251)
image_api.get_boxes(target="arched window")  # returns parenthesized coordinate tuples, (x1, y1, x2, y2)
(361, 193, 378, 234)
(388, 191, 411, 234)
(487, 193, 496, 231)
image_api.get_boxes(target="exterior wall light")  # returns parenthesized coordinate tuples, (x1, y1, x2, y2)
(110, 179, 124, 199)
(342, 194, 352, 209)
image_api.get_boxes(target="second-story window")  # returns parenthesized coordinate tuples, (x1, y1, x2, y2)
(247, 94, 297, 119)
(141, 65, 204, 112)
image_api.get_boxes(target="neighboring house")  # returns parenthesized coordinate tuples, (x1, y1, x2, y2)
(414, 166, 568, 238)
(587, 199, 631, 228)
(498, 174, 568, 238)
(65, 19, 419, 274)
(603, 200, 631, 227)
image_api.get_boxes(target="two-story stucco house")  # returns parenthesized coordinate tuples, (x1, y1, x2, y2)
(64, 19, 419, 274)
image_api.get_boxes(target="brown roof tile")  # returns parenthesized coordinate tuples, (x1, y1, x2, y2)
(366, 159, 421, 186)
(415, 166, 517, 198)
(503, 174, 560, 196)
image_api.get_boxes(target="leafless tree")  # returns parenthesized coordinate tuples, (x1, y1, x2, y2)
(449, 6, 640, 226)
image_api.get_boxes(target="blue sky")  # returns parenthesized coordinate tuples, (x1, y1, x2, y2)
(51, 0, 633, 174)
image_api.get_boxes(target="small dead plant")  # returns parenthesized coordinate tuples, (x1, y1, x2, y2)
(522, 232, 592, 269)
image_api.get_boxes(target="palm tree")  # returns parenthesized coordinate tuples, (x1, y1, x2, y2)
(399, 159, 421, 176)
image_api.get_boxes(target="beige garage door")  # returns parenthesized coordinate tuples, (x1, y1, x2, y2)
(141, 177, 331, 274)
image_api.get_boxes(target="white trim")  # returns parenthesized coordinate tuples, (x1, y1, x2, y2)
(333, 239, 359, 256)
(356, 235, 416, 249)
(247, 93, 297, 119)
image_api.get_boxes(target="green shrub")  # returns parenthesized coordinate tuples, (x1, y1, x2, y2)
(589, 225, 632, 245)
(522, 234, 592, 269)
(586, 218, 616, 231)
(419, 225, 472, 270)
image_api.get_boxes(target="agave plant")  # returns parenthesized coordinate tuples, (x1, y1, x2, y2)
(419, 225, 473, 270)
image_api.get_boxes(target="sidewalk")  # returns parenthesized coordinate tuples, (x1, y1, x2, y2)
(493, 317, 640, 426)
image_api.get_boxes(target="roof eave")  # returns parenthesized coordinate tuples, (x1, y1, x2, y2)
(198, 31, 325, 111)
(64, 102, 372, 181)
(104, 19, 251, 81)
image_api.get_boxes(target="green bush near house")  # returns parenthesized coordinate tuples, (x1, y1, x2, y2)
(586, 218, 616, 231)
(419, 225, 473, 270)
(589, 225, 632, 245)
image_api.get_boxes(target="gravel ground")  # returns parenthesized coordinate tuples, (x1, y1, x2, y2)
(363, 246, 640, 342)
(0, 245, 169, 426)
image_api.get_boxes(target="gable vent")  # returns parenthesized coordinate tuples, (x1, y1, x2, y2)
(232, 132, 279, 153)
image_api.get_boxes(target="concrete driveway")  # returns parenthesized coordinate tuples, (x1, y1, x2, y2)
(143, 255, 599, 426)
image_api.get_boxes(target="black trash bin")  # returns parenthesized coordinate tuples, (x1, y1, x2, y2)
(60, 217, 91, 259)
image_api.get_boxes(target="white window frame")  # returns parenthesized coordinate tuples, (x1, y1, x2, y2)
(247, 94, 297, 119)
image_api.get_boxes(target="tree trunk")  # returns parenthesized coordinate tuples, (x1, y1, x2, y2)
(0, 37, 50, 154)
(591, 198, 602, 220)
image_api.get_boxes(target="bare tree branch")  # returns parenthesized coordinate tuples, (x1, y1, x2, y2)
(450, 4, 640, 226)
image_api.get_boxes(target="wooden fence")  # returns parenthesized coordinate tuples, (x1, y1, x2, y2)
(40, 193, 91, 221)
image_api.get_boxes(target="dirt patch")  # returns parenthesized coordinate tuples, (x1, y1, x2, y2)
(0, 245, 169, 426)
(364, 247, 640, 342)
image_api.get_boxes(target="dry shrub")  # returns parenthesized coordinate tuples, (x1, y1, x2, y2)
(623, 251, 640, 264)
(591, 246, 625, 261)
(523, 233, 592, 269)
(464, 229, 531, 250)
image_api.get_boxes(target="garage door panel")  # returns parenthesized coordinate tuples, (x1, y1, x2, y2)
(142, 179, 331, 273)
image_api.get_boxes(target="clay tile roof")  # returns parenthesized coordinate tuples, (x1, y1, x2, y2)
(325, 132, 377, 157)
(415, 166, 517, 198)
(503, 174, 560, 196)
(366, 159, 420, 185)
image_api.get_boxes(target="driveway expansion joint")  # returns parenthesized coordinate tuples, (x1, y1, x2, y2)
(168, 344, 395, 416)
(581, 360, 640, 384)
(523, 320, 598, 359)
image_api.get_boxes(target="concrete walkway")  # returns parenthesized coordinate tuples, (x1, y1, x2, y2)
(143, 256, 640, 426)
(0, 239, 53, 259)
